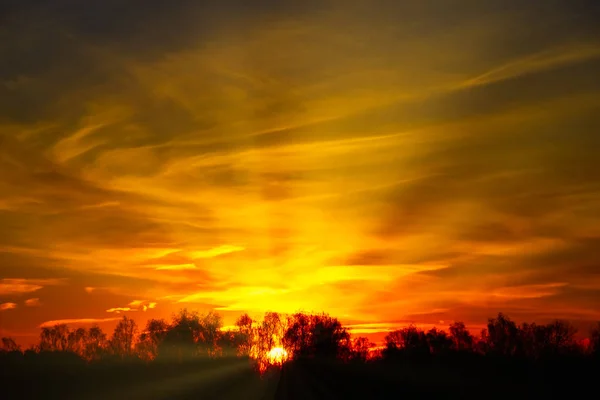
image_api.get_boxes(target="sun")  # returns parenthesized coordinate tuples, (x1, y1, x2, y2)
(266, 346, 289, 365)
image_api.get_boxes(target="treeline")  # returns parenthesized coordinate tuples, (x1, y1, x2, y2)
(2, 310, 600, 368)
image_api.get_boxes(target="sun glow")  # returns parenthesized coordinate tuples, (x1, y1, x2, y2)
(248, 326, 291, 374)
(266, 346, 289, 365)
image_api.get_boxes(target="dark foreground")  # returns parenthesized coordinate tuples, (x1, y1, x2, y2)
(2, 355, 599, 399)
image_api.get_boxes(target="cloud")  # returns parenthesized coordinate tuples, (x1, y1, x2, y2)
(131, 300, 157, 310)
(0, 278, 65, 295)
(107, 300, 158, 314)
(188, 245, 245, 259)
(0, 303, 17, 311)
(2, 0, 600, 338)
(142, 302, 157, 312)
(458, 44, 600, 90)
(25, 298, 42, 307)
(39, 318, 121, 328)
(490, 283, 569, 300)
(106, 307, 134, 314)
(154, 264, 198, 271)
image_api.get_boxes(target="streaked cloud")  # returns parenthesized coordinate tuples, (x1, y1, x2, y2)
(458, 44, 600, 90)
(39, 318, 121, 328)
(491, 283, 569, 300)
(154, 263, 198, 271)
(188, 245, 245, 259)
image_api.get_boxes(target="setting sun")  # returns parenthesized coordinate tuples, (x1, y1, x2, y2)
(266, 347, 289, 366)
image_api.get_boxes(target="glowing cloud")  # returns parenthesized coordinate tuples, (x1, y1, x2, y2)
(0, 303, 17, 311)
(0, 279, 65, 295)
(25, 298, 42, 307)
(154, 263, 197, 270)
(189, 245, 245, 259)
(2, 1, 600, 340)
(106, 307, 134, 313)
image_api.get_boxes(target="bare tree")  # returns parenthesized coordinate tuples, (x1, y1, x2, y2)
(283, 313, 312, 357)
(1, 337, 20, 352)
(384, 325, 429, 357)
(234, 313, 254, 356)
(545, 320, 577, 355)
(486, 313, 520, 357)
(350, 336, 375, 362)
(198, 311, 223, 356)
(449, 322, 474, 352)
(110, 316, 138, 358)
(85, 325, 107, 361)
(39, 324, 70, 352)
(67, 328, 88, 356)
(426, 327, 453, 355)
(136, 318, 169, 361)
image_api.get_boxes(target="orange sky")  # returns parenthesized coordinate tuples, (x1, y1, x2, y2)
(2, 1, 600, 346)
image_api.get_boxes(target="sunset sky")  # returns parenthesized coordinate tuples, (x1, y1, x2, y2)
(1, 1, 600, 346)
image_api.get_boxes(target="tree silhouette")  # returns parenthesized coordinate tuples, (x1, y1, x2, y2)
(449, 321, 474, 352)
(383, 325, 429, 359)
(109, 316, 138, 359)
(485, 313, 520, 357)
(282, 312, 350, 359)
(156, 309, 224, 361)
(159, 309, 202, 362)
(216, 330, 237, 357)
(136, 318, 169, 361)
(283, 312, 312, 357)
(1, 337, 20, 352)
(544, 320, 577, 356)
(85, 325, 107, 361)
(39, 324, 70, 352)
(520, 322, 545, 359)
(349, 336, 375, 362)
(255, 312, 286, 360)
(234, 313, 254, 356)
(197, 310, 222, 357)
(67, 327, 88, 355)
(311, 314, 351, 359)
(426, 327, 453, 355)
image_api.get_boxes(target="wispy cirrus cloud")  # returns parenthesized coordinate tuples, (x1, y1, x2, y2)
(458, 44, 600, 90)
(1, 0, 600, 339)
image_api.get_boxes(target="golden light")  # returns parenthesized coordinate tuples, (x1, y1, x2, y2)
(266, 346, 289, 365)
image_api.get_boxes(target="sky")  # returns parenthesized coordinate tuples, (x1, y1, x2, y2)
(1, 0, 600, 346)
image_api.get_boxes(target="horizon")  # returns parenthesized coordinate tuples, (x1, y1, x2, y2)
(2, 1, 600, 350)
(2, 307, 595, 351)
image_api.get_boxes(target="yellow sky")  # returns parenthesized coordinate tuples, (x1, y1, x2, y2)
(1, 1, 600, 344)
